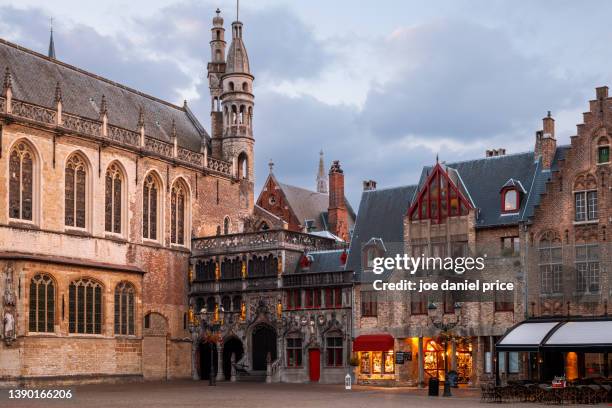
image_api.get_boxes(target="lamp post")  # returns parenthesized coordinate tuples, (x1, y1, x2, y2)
(427, 301, 462, 397)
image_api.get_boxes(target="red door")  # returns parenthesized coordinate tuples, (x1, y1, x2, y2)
(309, 349, 321, 382)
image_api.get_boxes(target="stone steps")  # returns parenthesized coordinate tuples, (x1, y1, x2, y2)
(237, 370, 266, 382)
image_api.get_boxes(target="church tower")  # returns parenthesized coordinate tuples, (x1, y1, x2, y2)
(208, 9, 226, 158)
(316, 150, 328, 193)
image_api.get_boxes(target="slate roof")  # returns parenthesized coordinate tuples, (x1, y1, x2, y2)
(346, 185, 417, 283)
(276, 181, 356, 232)
(0, 38, 209, 151)
(298, 249, 346, 274)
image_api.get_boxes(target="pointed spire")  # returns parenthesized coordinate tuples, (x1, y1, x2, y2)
(54, 82, 62, 103)
(316, 150, 328, 193)
(236, 0, 240, 21)
(268, 158, 274, 173)
(171, 118, 177, 139)
(3, 67, 12, 92)
(100, 95, 107, 116)
(48, 18, 56, 59)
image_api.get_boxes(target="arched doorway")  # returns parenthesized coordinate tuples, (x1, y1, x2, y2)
(199, 342, 218, 380)
(223, 337, 244, 380)
(251, 324, 277, 371)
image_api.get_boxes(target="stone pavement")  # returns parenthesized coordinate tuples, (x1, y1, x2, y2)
(0, 380, 599, 408)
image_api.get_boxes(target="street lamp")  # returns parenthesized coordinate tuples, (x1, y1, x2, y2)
(427, 301, 462, 397)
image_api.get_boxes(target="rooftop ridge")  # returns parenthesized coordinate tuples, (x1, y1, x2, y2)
(362, 184, 418, 193)
(0, 37, 186, 112)
(441, 149, 535, 167)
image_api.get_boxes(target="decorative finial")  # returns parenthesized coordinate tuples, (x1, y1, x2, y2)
(3, 67, 12, 91)
(216, 8, 221, 16)
(54, 82, 62, 103)
(137, 106, 144, 127)
(171, 119, 177, 138)
(183, 99, 188, 108)
(48, 17, 56, 59)
(100, 95, 107, 117)
(268, 158, 274, 173)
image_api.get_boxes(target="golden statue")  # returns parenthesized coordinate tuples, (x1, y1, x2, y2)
(214, 303, 219, 323)
(277, 257, 282, 275)
(241, 261, 247, 279)
(188, 265, 194, 284)
(276, 299, 282, 319)
(188, 305, 195, 325)
(240, 301, 246, 321)
(215, 262, 220, 281)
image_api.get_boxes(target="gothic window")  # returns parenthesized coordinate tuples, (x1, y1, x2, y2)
(65, 154, 88, 228)
(228, 81, 234, 91)
(539, 232, 563, 294)
(325, 334, 343, 367)
(224, 216, 231, 235)
(143, 174, 160, 240)
(105, 163, 123, 234)
(576, 244, 600, 293)
(231, 105, 238, 124)
(221, 258, 241, 280)
(286, 336, 303, 367)
(28, 274, 54, 332)
(195, 297, 205, 313)
(114, 282, 135, 336)
(171, 180, 187, 245)
(9, 141, 34, 221)
(69, 278, 102, 334)
(239, 105, 245, 124)
(408, 163, 470, 223)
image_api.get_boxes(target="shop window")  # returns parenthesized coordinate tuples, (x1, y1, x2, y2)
(286, 337, 302, 367)
(584, 353, 605, 378)
(360, 352, 371, 374)
(361, 291, 378, 317)
(326, 336, 343, 367)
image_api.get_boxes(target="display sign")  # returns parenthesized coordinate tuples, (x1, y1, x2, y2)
(395, 351, 404, 364)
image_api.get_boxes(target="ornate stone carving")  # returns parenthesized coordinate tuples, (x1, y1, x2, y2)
(177, 147, 204, 167)
(11, 100, 56, 125)
(145, 136, 173, 157)
(62, 112, 102, 135)
(2, 264, 17, 346)
(107, 125, 140, 146)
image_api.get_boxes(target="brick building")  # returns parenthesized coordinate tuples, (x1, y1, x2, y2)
(0, 8, 259, 385)
(346, 104, 609, 385)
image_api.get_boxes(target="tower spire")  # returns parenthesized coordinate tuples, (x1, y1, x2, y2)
(316, 150, 328, 193)
(48, 18, 56, 59)
(237, 0, 239, 21)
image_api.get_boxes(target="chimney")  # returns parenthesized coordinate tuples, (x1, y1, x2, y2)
(363, 180, 377, 191)
(535, 111, 556, 169)
(328, 160, 349, 242)
(485, 148, 506, 158)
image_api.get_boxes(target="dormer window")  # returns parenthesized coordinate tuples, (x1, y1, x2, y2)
(305, 219, 316, 232)
(500, 179, 525, 214)
(366, 247, 376, 268)
(502, 188, 519, 212)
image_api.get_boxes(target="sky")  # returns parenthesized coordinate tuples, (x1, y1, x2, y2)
(1, 0, 611, 206)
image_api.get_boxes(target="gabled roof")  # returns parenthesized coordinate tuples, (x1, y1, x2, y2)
(0, 38, 209, 152)
(501, 178, 527, 193)
(259, 173, 356, 232)
(347, 185, 417, 282)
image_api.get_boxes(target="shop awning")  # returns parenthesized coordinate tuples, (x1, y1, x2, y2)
(496, 318, 612, 353)
(353, 334, 394, 351)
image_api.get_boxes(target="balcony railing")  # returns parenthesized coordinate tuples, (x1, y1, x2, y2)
(192, 229, 339, 257)
(283, 270, 353, 287)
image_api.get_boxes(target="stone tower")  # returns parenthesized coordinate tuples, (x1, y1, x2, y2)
(328, 161, 349, 241)
(208, 9, 226, 158)
(316, 150, 328, 193)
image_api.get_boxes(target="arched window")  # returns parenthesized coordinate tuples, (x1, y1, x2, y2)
(238, 152, 248, 179)
(228, 81, 235, 91)
(28, 274, 54, 332)
(69, 278, 102, 334)
(242, 82, 248, 92)
(231, 105, 238, 124)
(224, 216, 231, 235)
(248, 106, 253, 126)
(195, 297, 205, 313)
(171, 180, 188, 245)
(221, 296, 231, 312)
(232, 295, 242, 312)
(143, 173, 160, 240)
(114, 282, 135, 335)
(206, 296, 216, 313)
(105, 163, 124, 234)
(239, 105, 245, 124)
(65, 154, 88, 228)
(502, 188, 519, 212)
(9, 141, 35, 221)
(224, 106, 229, 125)
(215, 48, 221, 60)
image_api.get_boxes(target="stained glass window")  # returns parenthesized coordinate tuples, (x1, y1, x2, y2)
(105, 163, 123, 234)
(65, 154, 87, 228)
(9, 142, 34, 221)
(28, 274, 54, 332)
(69, 278, 102, 334)
(171, 182, 186, 245)
(143, 175, 159, 240)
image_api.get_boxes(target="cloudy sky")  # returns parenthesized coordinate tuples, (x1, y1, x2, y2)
(1, 0, 611, 205)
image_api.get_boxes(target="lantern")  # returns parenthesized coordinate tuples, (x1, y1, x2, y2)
(345, 373, 352, 390)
